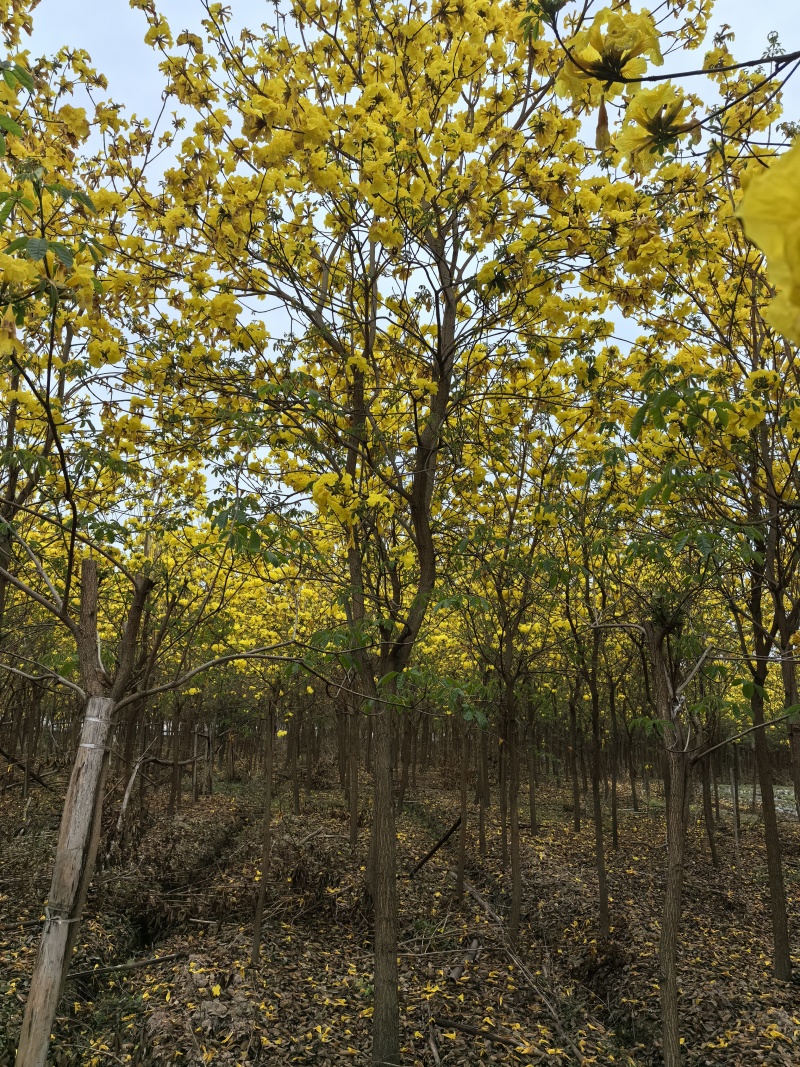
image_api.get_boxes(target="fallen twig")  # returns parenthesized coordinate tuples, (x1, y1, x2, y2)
(66, 951, 186, 981)
(434, 1016, 545, 1059)
(449, 936, 481, 981)
(0, 745, 55, 791)
(407, 815, 461, 878)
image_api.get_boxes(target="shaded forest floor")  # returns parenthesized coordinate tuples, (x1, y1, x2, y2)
(2, 764, 800, 1066)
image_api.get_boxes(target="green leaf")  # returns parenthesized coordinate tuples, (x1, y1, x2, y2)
(695, 531, 713, 558)
(0, 113, 23, 137)
(49, 242, 74, 269)
(26, 236, 48, 260)
(71, 189, 97, 213)
(629, 402, 649, 441)
(12, 64, 34, 91)
(3, 236, 27, 254)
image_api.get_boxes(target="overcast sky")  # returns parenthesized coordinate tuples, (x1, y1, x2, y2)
(24, 0, 800, 128)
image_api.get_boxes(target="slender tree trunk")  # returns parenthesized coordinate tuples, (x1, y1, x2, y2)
(499, 731, 508, 870)
(730, 757, 741, 874)
(590, 686, 610, 939)
(643, 621, 690, 1067)
(227, 731, 236, 782)
(456, 715, 469, 899)
(397, 713, 413, 811)
(751, 680, 791, 980)
(410, 716, 418, 791)
(789, 723, 800, 821)
(349, 705, 360, 850)
(23, 692, 37, 802)
(772, 606, 800, 820)
(610, 680, 619, 850)
(479, 728, 488, 858)
(660, 735, 690, 1067)
(712, 752, 720, 823)
(751, 748, 758, 814)
(337, 701, 348, 797)
(370, 704, 399, 1067)
(205, 717, 215, 796)
(305, 712, 314, 797)
(191, 717, 199, 804)
(626, 732, 639, 811)
(700, 753, 718, 868)
(569, 697, 580, 831)
(291, 712, 301, 815)
(527, 708, 538, 834)
(167, 699, 181, 818)
(251, 704, 274, 964)
(508, 714, 522, 944)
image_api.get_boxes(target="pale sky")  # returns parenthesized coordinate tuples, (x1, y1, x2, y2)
(23, 0, 800, 128)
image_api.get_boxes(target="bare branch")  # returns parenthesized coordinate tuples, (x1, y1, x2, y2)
(0, 661, 86, 700)
(0, 562, 76, 634)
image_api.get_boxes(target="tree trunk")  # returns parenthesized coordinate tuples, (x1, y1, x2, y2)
(610, 680, 619, 850)
(191, 717, 200, 804)
(730, 756, 741, 874)
(370, 705, 399, 1067)
(590, 689, 610, 939)
(291, 712, 301, 815)
(205, 717, 215, 796)
(456, 715, 469, 900)
(751, 680, 791, 980)
(700, 753, 718, 868)
(251, 704, 274, 964)
(410, 716, 418, 791)
(479, 728, 488, 858)
(642, 620, 693, 1067)
(337, 701, 348, 797)
(349, 705, 360, 850)
(508, 715, 522, 944)
(789, 723, 800, 821)
(569, 697, 580, 831)
(660, 732, 690, 1067)
(397, 713, 413, 811)
(626, 732, 639, 812)
(15, 696, 116, 1067)
(712, 752, 720, 823)
(16, 559, 151, 1067)
(167, 699, 181, 817)
(499, 732, 508, 870)
(305, 712, 314, 797)
(527, 709, 538, 835)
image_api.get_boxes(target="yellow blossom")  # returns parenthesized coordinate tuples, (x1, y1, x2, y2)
(737, 141, 800, 344)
